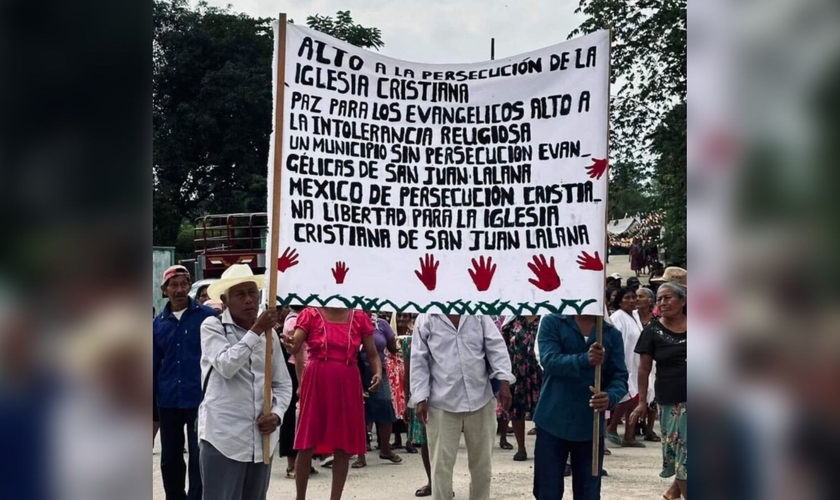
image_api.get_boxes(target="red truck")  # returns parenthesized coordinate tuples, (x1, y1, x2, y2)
(190, 213, 268, 280)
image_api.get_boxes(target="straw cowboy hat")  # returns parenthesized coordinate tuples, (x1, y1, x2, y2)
(207, 264, 266, 301)
(650, 266, 687, 287)
(66, 303, 151, 379)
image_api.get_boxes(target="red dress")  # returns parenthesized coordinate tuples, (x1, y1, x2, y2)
(294, 308, 373, 455)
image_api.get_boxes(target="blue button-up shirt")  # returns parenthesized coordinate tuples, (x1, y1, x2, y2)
(153, 298, 217, 409)
(533, 314, 628, 442)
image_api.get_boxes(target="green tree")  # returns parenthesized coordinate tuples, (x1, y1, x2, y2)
(153, 0, 274, 245)
(609, 161, 653, 220)
(306, 11, 384, 50)
(570, 0, 686, 165)
(650, 102, 686, 266)
(153, 1, 384, 246)
(571, 0, 686, 263)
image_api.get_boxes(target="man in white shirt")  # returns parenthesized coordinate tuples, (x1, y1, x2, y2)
(198, 265, 292, 500)
(410, 314, 515, 500)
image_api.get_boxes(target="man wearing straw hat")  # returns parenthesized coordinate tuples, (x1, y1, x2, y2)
(198, 264, 293, 500)
(649, 266, 687, 288)
(153, 265, 217, 500)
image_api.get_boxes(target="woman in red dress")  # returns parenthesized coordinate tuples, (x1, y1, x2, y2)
(281, 307, 382, 500)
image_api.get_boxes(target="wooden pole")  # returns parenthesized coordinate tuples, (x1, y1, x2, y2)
(264, 12, 288, 464)
(592, 23, 613, 477)
(591, 316, 604, 476)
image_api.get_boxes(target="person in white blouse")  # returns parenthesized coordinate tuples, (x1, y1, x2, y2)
(409, 314, 515, 500)
(198, 265, 293, 500)
(605, 287, 645, 448)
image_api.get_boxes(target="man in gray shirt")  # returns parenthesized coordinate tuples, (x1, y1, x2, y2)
(410, 314, 515, 500)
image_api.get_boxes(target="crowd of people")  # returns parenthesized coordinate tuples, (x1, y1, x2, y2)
(153, 263, 688, 500)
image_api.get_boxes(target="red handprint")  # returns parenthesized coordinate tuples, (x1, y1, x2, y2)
(332, 261, 349, 284)
(585, 158, 608, 180)
(277, 247, 299, 272)
(576, 251, 604, 271)
(468, 256, 497, 292)
(414, 253, 439, 291)
(527, 254, 561, 291)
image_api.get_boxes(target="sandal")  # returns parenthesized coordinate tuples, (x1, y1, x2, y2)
(528, 427, 537, 436)
(352, 458, 367, 469)
(415, 485, 432, 497)
(499, 440, 514, 450)
(286, 467, 296, 479)
(310, 466, 318, 475)
(645, 434, 662, 442)
(603, 448, 612, 456)
(405, 445, 419, 454)
(513, 450, 528, 461)
(380, 453, 403, 463)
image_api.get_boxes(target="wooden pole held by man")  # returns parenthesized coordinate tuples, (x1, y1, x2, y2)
(264, 12, 288, 464)
(592, 23, 613, 476)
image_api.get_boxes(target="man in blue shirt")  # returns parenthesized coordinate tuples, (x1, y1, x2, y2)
(153, 265, 217, 500)
(532, 314, 628, 500)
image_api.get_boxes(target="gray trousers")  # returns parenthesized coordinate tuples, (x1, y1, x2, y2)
(199, 440, 272, 500)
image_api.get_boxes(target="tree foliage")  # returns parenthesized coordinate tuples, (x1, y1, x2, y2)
(609, 161, 654, 220)
(153, 2, 384, 246)
(570, 0, 686, 263)
(153, 0, 274, 245)
(650, 101, 686, 266)
(306, 11, 384, 50)
(570, 0, 686, 165)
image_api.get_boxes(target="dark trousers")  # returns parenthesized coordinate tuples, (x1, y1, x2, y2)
(533, 427, 604, 500)
(279, 361, 298, 458)
(159, 407, 201, 500)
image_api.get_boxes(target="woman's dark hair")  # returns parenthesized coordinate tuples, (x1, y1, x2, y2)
(196, 284, 209, 297)
(610, 286, 635, 312)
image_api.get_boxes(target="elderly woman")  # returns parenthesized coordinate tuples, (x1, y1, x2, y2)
(605, 287, 645, 447)
(632, 282, 687, 500)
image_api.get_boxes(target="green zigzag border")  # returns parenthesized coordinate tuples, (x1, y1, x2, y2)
(277, 293, 597, 315)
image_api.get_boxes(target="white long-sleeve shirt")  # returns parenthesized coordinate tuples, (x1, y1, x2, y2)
(198, 310, 292, 463)
(409, 314, 515, 413)
(610, 309, 643, 401)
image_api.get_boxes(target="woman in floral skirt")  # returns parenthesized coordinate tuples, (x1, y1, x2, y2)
(498, 316, 542, 461)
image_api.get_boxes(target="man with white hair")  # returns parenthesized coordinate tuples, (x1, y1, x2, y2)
(198, 264, 292, 500)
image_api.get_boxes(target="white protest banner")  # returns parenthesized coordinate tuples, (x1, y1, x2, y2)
(267, 22, 609, 316)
